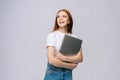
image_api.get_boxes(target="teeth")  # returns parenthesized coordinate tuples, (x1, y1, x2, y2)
(59, 21, 64, 24)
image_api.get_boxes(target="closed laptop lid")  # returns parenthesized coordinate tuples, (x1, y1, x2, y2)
(59, 35, 82, 55)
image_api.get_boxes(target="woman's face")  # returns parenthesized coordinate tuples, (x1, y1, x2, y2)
(57, 11, 70, 28)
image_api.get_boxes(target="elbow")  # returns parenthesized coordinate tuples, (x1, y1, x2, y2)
(80, 58, 83, 63)
(77, 57, 83, 63)
(48, 58, 58, 67)
(48, 59, 55, 66)
(78, 52, 83, 63)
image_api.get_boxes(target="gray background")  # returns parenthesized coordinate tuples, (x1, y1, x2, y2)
(0, 0, 120, 80)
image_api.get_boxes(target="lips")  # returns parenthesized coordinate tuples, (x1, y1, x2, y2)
(57, 20, 67, 27)
(59, 21, 64, 24)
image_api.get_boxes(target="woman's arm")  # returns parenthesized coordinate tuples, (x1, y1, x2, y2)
(56, 49, 83, 63)
(47, 46, 77, 69)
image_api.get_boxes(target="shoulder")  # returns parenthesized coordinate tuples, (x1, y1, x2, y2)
(47, 31, 59, 40)
(47, 31, 57, 37)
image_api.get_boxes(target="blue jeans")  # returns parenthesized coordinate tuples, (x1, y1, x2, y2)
(44, 63, 72, 80)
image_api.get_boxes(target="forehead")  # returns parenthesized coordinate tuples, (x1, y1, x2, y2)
(57, 11, 68, 16)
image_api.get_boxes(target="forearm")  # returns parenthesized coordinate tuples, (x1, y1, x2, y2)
(48, 57, 77, 69)
(63, 55, 82, 63)
(57, 50, 83, 63)
(47, 46, 77, 69)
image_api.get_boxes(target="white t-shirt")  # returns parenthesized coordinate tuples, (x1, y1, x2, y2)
(46, 30, 79, 53)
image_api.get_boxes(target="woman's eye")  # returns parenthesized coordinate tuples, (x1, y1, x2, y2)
(57, 16, 60, 18)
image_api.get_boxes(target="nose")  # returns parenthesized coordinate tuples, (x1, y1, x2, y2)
(59, 17, 63, 20)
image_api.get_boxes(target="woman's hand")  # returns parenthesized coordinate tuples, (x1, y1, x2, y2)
(56, 53, 67, 61)
(70, 63, 78, 70)
(56, 49, 83, 63)
(47, 46, 78, 69)
(55, 53, 78, 69)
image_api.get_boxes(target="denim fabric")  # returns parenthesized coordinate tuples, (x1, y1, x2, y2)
(44, 63, 72, 80)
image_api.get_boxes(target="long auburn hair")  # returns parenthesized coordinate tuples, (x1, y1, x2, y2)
(52, 9, 73, 34)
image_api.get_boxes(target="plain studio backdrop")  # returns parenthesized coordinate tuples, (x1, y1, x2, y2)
(0, 0, 120, 80)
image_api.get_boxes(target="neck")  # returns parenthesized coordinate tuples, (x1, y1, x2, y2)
(59, 27, 67, 33)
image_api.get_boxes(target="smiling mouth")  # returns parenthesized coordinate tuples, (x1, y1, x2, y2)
(59, 21, 65, 24)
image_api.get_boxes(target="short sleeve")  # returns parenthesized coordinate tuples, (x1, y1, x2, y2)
(46, 33, 56, 47)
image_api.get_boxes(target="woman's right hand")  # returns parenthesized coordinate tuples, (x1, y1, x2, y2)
(70, 63, 78, 70)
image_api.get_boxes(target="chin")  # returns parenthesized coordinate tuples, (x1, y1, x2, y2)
(59, 25, 67, 28)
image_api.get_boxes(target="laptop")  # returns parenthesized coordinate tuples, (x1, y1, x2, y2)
(59, 34, 83, 55)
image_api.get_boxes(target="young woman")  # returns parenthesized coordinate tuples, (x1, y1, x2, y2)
(44, 9, 83, 80)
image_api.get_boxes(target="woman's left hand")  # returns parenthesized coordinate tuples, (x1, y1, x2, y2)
(56, 53, 67, 61)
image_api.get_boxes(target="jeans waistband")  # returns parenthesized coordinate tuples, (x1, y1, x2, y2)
(47, 63, 71, 72)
